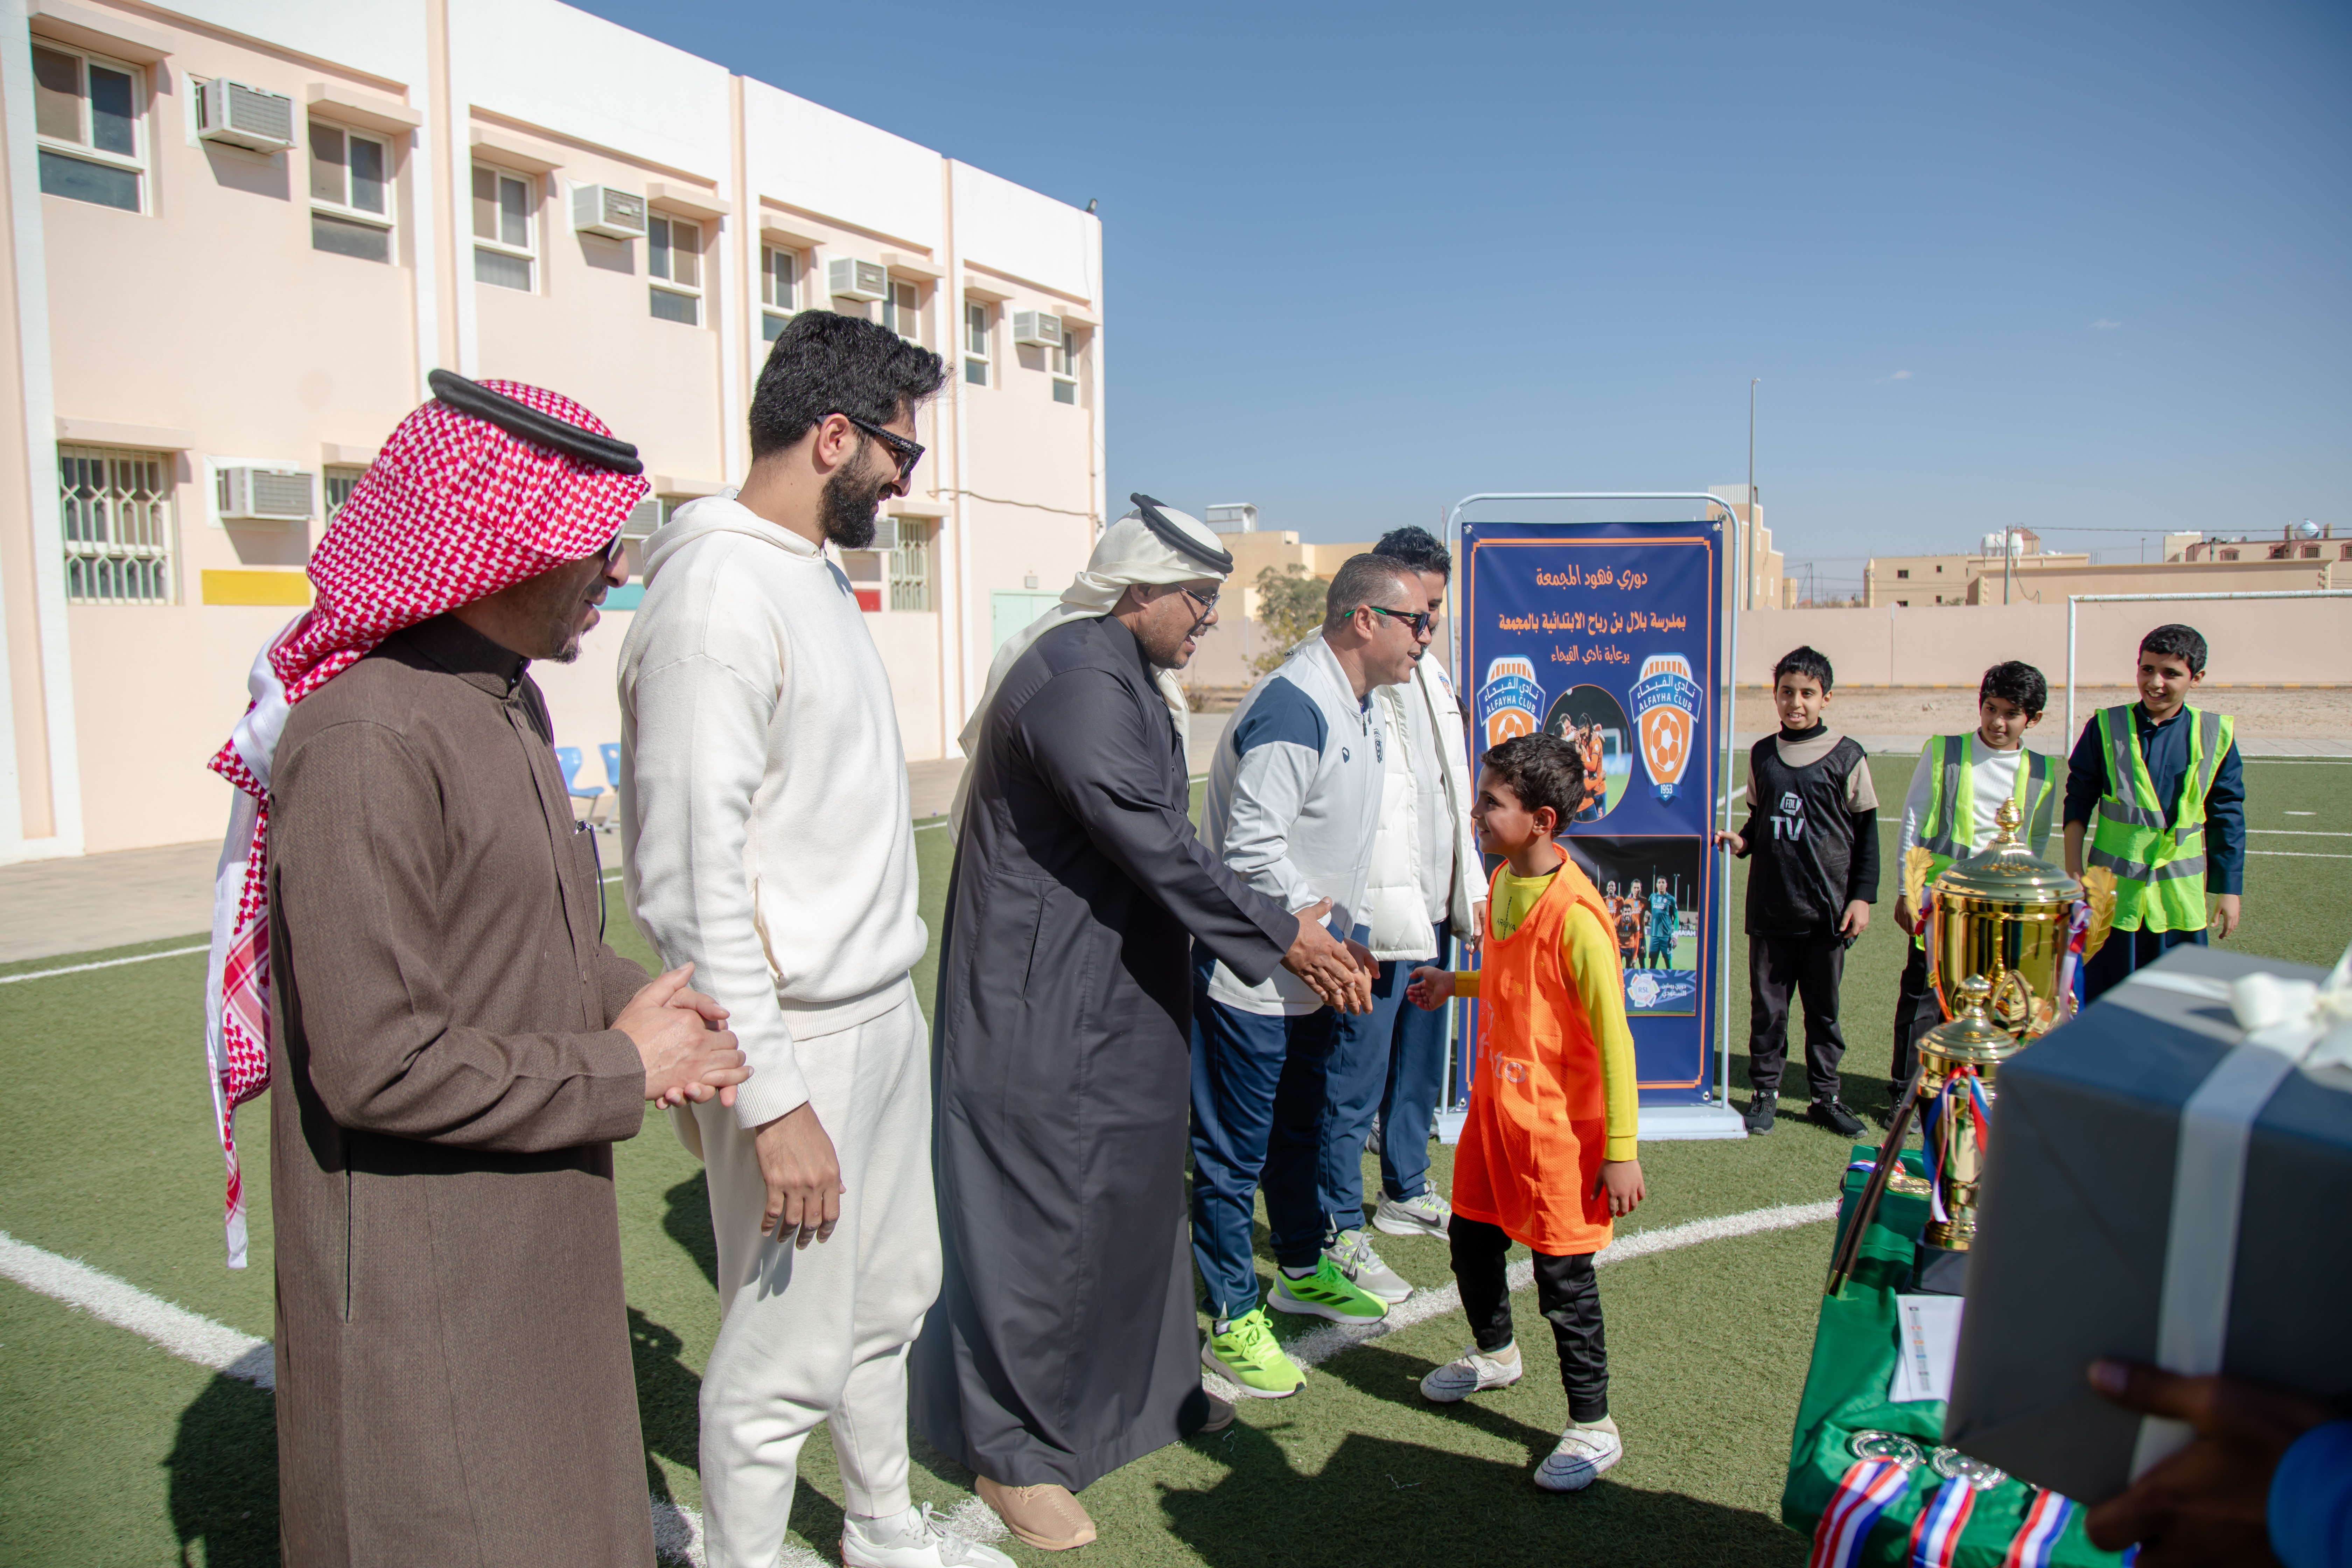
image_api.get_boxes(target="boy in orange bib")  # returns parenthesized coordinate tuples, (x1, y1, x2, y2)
(1407, 732, 1644, 1492)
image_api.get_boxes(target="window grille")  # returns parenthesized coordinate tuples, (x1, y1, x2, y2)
(888, 519, 933, 611)
(32, 45, 144, 212)
(324, 464, 367, 519)
(59, 444, 173, 604)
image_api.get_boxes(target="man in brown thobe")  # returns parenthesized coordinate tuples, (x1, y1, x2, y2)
(210, 375, 747, 1566)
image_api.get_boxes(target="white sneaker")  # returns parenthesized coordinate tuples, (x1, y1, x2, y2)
(1325, 1228, 1412, 1303)
(1373, 1189, 1451, 1238)
(1419, 1343, 1523, 1402)
(841, 1503, 1016, 1568)
(1533, 1420, 1623, 1492)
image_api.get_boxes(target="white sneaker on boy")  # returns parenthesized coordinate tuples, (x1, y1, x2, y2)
(1418, 1343, 1524, 1402)
(1533, 1418, 1623, 1492)
(841, 1503, 1016, 1568)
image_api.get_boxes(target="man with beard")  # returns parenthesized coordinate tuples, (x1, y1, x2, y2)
(209, 372, 751, 1564)
(619, 313, 1007, 1568)
(912, 498, 1367, 1552)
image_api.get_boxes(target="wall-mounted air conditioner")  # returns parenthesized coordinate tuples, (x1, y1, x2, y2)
(571, 184, 647, 240)
(1011, 311, 1063, 348)
(869, 517, 902, 551)
(217, 467, 315, 522)
(196, 80, 297, 154)
(622, 496, 664, 539)
(828, 258, 888, 301)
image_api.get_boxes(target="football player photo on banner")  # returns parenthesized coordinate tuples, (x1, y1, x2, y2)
(1463, 520, 1723, 1104)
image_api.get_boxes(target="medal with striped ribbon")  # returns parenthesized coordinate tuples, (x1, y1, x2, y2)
(1813, 1433, 1921, 1568)
(1911, 1449, 2005, 1568)
(1999, 1489, 2076, 1568)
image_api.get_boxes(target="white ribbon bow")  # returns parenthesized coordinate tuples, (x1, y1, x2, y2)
(2228, 944, 2352, 1071)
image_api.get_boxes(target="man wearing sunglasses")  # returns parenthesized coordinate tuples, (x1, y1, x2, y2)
(620, 312, 1012, 1568)
(1191, 553, 1426, 1400)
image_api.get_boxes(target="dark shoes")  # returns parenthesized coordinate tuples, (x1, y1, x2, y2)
(1743, 1094, 1777, 1135)
(1808, 1099, 1864, 1138)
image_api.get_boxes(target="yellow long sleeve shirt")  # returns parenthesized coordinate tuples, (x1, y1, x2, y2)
(1454, 864, 1639, 1161)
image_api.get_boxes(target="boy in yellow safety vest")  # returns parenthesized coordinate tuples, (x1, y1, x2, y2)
(1887, 661, 2057, 1124)
(2062, 624, 2245, 1003)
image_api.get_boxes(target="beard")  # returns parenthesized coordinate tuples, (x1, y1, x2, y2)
(820, 452, 897, 550)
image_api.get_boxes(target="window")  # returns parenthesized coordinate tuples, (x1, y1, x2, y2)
(31, 45, 143, 213)
(471, 166, 534, 291)
(648, 215, 700, 325)
(1895, 568, 1909, 579)
(889, 519, 933, 611)
(883, 279, 920, 342)
(309, 120, 392, 263)
(324, 464, 367, 519)
(1052, 328, 1078, 404)
(963, 301, 989, 386)
(2220, 548, 2239, 561)
(760, 245, 798, 340)
(59, 445, 173, 603)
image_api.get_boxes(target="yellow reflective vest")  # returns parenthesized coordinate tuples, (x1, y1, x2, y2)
(2086, 704, 2234, 933)
(1911, 734, 2057, 947)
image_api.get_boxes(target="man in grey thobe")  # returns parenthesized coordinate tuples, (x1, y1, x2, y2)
(911, 499, 1365, 1552)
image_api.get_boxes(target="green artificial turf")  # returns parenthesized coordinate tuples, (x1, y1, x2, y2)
(1, 756, 2346, 1564)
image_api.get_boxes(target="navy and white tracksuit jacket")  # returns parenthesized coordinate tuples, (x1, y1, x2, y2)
(1198, 635, 1385, 1017)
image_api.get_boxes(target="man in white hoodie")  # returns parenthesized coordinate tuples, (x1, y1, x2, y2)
(618, 312, 1008, 1568)
(1314, 527, 1484, 1305)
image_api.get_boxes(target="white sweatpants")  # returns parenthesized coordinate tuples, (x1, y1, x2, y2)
(691, 983, 942, 1568)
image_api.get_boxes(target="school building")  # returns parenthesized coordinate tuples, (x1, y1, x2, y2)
(0, 0, 1104, 860)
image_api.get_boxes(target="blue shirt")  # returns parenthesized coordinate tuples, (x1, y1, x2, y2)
(2272, 1419, 2352, 1568)
(2062, 704, 2245, 896)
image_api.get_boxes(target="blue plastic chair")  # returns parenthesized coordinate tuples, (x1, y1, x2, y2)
(552, 746, 603, 803)
(601, 742, 623, 792)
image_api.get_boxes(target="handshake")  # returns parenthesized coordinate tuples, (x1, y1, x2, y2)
(1280, 897, 1378, 1015)
(615, 963, 752, 1107)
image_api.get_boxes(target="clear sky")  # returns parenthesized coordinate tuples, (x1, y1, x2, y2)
(575, 0, 2348, 595)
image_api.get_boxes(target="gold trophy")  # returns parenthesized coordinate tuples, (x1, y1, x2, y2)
(1826, 798, 2115, 1294)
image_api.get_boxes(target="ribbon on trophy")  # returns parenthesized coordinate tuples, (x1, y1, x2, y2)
(1916, 1067, 1992, 1227)
(2114, 940, 2352, 1480)
(1997, 1489, 2076, 1568)
(1813, 1433, 1919, 1568)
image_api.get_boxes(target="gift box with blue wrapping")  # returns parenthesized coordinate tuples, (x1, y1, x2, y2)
(1944, 943, 2352, 1506)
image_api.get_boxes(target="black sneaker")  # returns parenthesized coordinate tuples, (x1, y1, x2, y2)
(1743, 1094, 1777, 1135)
(1808, 1099, 1864, 1138)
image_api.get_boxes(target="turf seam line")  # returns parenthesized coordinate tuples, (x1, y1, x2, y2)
(0, 943, 210, 984)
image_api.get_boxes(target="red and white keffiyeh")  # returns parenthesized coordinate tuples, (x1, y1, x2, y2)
(202, 378, 647, 1267)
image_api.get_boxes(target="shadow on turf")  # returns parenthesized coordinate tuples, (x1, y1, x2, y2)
(1163, 1343, 1805, 1568)
(165, 1371, 279, 1567)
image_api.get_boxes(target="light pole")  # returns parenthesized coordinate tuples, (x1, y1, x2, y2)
(1746, 378, 1759, 611)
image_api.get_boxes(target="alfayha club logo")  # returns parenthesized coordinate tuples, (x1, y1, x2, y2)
(1476, 657, 1544, 749)
(1630, 653, 1700, 801)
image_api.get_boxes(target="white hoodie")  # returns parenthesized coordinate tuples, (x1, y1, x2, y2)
(617, 494, 924, 1130)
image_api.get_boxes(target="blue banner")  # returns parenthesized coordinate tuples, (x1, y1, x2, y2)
(1458, 520, 1726, 1105)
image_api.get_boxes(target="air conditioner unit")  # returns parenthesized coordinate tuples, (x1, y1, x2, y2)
(217, 467, 315, 523)
(828, 258, 888, 301)
(570, 184, 648, 240)
(621, 495, 664, 539)
(195, 79, 296, 154)
(1011, 311, 1063, 348)
(869, 517, 902, 552)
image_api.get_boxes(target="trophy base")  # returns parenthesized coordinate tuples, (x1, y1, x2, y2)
(1886, 1172, 1932, 1197)
(1910, 1240, 1970, 1296)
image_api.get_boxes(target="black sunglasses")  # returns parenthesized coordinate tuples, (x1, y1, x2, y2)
(1366, 604, 1435, 637)
(600, 530, 628, 569)
(836, 413, 925, 486)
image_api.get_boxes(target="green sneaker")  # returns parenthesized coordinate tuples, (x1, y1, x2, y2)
(1267, 1255, 1390, 1324)
(1203, 1308, 1304, 1398)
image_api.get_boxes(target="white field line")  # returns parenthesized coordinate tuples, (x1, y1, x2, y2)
(2248, 829, 2352, 837)
(0, 944, 209, 985)
(2249, 850, 2352, 859)
(1, 1196, 1833, 1563)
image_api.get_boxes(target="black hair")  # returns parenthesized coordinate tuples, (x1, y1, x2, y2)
(1481, 733, 1586, 826)
(1979, 660, 2048, 718)
(2139, 623, 2208, 677)
(748, 310, 947, 458)
(1773, 645, 1835, 692)
(1322, 553, 1419, 632)
(1372, 526, 1452, 578)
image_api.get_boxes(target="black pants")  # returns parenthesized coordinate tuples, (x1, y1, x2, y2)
(1449, 1214, 1608, 1422)
(1891, 938, 1942, 1090)
(1748, 929, 1848, 1103)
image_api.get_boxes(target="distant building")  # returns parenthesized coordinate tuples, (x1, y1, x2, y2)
(1865, 524, 2348, 609)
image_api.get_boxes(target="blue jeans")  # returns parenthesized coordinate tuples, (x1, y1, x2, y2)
(1190, 990, 1343, 1321)
(1315, 947, 1412, 1236)
(2084, 923, 2208, 1003)
(1380, 922, 1453, 1201)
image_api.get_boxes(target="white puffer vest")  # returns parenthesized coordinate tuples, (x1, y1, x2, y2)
(1364, 683, 1438, 962)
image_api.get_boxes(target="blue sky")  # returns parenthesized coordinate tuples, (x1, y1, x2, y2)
(577, 0, 2348, 595)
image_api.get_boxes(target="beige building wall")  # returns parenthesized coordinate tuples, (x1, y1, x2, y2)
(0, 0, 1102, 858)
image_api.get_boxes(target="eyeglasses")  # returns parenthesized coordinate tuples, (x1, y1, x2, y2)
(600, 530, 628, 569)
(1366, 604, 1435, 637)
(835, 412, 925, 486)
(1177, 586, 1220, 612)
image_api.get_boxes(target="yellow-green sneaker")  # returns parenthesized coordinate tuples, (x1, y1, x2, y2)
(1268, 1255, 1390, 1324)
(1203, 1309, 1304, 1398)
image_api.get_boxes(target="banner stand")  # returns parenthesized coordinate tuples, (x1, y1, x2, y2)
(1441, 492, 1749, 1143)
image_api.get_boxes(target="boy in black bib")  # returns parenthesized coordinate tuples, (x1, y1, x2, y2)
(1712, 646, 1878, 1136)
